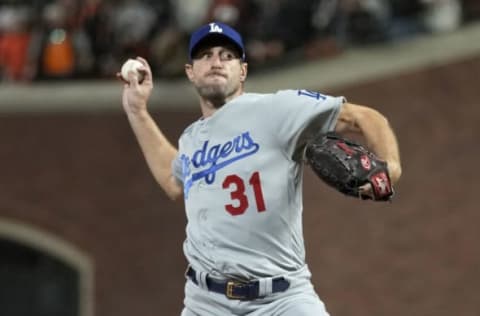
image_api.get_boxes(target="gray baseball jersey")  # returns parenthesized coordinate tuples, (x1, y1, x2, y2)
(172, 89, 344, 280)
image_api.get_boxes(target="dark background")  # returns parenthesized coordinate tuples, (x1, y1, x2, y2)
(0, 56, 478, 316)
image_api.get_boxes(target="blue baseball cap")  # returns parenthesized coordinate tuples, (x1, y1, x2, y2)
(189, 22, 245, 61)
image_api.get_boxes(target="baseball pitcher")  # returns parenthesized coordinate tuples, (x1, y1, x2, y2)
(120, 22, 401, 316)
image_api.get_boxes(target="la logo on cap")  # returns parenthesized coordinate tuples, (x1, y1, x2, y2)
(209, 23, 223, 33)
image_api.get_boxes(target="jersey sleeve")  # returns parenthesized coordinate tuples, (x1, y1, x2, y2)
(267, 89, 344, 157)
(171, 154, 183, 185)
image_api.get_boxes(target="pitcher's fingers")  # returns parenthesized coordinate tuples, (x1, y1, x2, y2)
(136, 57, 152, 77)
(136, 56, 150, 68)
(127, 70, 140, 89)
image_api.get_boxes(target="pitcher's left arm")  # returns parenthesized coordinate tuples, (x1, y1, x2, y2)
(335, 102, 402, 184)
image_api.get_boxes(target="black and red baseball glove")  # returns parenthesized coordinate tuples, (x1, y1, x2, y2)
(305, 133, 394, 201)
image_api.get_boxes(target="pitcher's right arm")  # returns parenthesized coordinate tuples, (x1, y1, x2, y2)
(120, 57, 182, 201)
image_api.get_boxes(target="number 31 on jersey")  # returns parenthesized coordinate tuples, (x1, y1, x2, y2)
(222, 171, 266, 216)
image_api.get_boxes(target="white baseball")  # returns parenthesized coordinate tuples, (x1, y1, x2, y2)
(121, 58, 145, 82)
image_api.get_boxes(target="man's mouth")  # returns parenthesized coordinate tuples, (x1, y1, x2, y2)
(207, 72, 227, 79)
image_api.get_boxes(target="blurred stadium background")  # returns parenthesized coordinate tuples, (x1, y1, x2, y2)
(1, 1, 479, 316)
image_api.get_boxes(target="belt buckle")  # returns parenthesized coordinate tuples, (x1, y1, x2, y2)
(226, 280, 245, 300)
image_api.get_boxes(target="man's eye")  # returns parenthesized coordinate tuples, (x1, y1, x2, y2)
(198, 51, 211, 59)
(222, 52, 234, 60)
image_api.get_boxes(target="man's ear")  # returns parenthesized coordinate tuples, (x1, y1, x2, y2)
(185, 63, 194, 82)
(240, 62, 248, 82)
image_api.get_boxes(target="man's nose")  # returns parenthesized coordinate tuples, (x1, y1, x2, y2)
(210, 54, 223, 67)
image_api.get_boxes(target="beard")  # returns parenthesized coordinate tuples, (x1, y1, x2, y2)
(195, 80, 239, 108)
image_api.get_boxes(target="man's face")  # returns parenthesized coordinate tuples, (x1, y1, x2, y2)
(185, 41, 247, 106)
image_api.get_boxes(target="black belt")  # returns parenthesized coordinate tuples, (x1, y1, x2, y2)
(186, 267, 290, 300)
